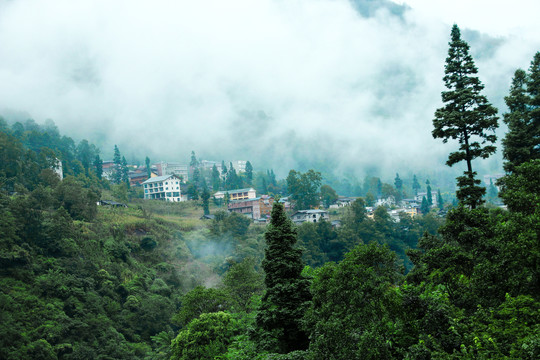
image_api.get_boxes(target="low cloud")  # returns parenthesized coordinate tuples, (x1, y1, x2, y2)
(1, 0, 539, 180)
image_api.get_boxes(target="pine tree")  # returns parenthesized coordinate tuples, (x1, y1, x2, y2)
(201, 185, 210, 215)
(112, 145, 122, 184)
(189, 151, 199, 168)
(437, 189, 444, 210)
(211, 164, 221, 191)
(93, 155, 103, 180)
(420, 196, 429, 214)
(221, 161, 227, 178)
(433, 24, 498, 209)
(145, 156, 151, 179)
(245, 161, 253, 185)
(254, 202, 311, 353)
(121, 156, 130, 188)
(394, 173, 402, 191)
(426, 179, 433, 206)
(502, 52, 540, 172)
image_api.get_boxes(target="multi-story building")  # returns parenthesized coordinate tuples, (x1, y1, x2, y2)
(228, 195, 274, 220)
(291, 209, 329, 224)
(214, 188, 256, 201)
(154, 162, 189, 182)
(142, 175, 183, 202)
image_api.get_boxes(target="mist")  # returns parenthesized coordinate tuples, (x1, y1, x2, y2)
(1, 0, 539, 179)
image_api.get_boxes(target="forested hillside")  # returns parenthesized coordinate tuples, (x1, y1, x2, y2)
(1, 41, 540, 360)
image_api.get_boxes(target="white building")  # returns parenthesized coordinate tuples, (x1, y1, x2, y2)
(291, 209, 329, 224)
(142, 175, 183, 202)
(214, 188, 256, 201)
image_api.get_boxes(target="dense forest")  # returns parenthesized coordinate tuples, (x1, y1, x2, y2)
(1, 25, 539, 359)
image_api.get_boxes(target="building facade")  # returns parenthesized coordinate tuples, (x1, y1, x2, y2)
(228, 195, 274, 220)
(214, 188, 256, 201)
(142, 175, 183, 202)
(291, 209, 329, 224)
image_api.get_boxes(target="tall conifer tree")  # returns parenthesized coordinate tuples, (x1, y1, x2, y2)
(255, 202, 311, 353)
(113, 145, 122, 184)
(433, 24, 498, 209)
(502, 52, 540, 172)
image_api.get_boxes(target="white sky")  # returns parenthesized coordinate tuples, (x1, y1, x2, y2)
(392, 0, 540, 37)
(1, 0, 539, 179)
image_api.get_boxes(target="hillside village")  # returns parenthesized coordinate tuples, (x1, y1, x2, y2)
(94, 154, 458, 225)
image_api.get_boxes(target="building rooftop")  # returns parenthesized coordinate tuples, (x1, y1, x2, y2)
(214, 188, 255, 195)
(142, 174, 180, 184)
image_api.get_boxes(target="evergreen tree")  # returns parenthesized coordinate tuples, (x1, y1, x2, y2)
(192, 168, 201, 188)
(437, 189, 444, 210)
(426, 179, 433, 206)
(145, 156, 151, 179)
(201, 185, 210, 215)
(433, 24, 499, 209)
(112, 145, 122, 184)
(76, 139, 92, 175)
(262, 178, 268, 195)
(221, 161, 228, 178)
(269, 169, 277, 186)
(211, 164, 221, 191)
(121, 156, 129, 188)
(254, 202, 311, 353)
(225, 165, 239, 190)
(190, 151, 199, 168)
(245, 161, 253, 185)
(394, 173, 403, 200)
(394, 173, 402, 190)
(93, 154, 103, 180)
(502, 52, 540, 172)
(420, 196, 429, 214)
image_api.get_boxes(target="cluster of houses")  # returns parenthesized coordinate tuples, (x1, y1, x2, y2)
(136, 171, 438, 224)
(101, 158, 480, 224)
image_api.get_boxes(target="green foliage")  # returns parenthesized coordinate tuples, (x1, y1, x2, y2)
(319, 184, 338, 208)
(223, 257, 264, 311)
(255, 202, 311, 353)
(171, 312, 240, 360)
(172, 286, 235, 327)
(286, 169, 322, 210)
(420, 196, 429, 214)
(201, 185, 211, 215)
(502, 52, 540, 172)
(306, 243, 403, 360)
(54, 176, 100, 221)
